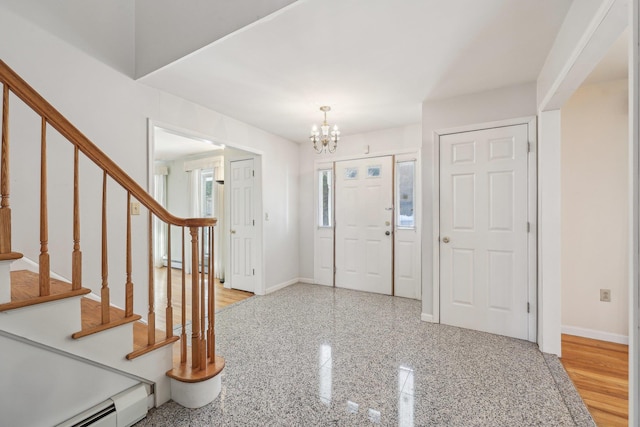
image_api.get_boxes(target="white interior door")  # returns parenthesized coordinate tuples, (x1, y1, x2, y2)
(230, 158, 255, 292)
(335, 156, 393, 295)
(440, 124, 529, 339)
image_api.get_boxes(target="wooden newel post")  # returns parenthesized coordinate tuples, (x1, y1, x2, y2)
(190, 226, 201, 370)
(0, 84, 12, 254)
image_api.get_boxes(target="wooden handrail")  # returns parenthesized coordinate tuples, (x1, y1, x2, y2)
(0, 60, 214, 229)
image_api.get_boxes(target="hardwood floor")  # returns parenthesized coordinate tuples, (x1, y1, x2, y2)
(153, 267, 253, 330)
(561, 334, 628, 426)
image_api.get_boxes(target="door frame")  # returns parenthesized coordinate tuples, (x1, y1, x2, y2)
(313, 148, 422, 299)
(432, 116, 537, 341)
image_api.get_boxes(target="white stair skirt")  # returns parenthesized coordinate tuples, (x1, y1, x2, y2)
(0, 260, 11, 304)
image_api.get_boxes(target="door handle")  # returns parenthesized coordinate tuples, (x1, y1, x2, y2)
(385, 231, 391, 236)
(230, 229, 236, 234)
(442, 236, 450, 243)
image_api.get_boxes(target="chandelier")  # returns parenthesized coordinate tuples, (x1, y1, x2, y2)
(310, 106, 340, 154)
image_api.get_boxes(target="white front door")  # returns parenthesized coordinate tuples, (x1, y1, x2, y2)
(440, 124, 529, 339)
(230, 158, 255, 292)
(335, 156, 393, 295)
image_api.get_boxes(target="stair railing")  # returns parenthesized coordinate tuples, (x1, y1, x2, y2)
(0, 60, 220, 376)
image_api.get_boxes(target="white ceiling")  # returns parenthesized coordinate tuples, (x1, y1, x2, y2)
(6, 0, 596, 145)
(154, 127, 223, 161)
(139, 0, 573, 143)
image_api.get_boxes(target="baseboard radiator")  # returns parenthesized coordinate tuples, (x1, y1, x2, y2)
(56, 384, 148, 427)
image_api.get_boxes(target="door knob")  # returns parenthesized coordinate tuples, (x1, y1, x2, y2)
(385, 231, 391, 236)
(442, 236, 450, 243)
(230, 229, 236, 234)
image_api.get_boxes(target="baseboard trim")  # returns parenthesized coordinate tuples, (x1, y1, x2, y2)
(11, 256, 68, 282)
(265, 278, 298, 294)
(421, 313, 435, 323)
(562, 325, 629, 345)
(298, 277, 314, 284)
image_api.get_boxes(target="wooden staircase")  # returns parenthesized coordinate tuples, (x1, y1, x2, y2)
(2, 269, 177, 359)
(0, 59, 225, 416)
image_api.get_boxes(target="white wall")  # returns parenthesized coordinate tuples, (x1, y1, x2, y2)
(0, 7, 300, 317)
(0, 0, 135, 77)
(561, 78, 629, 342)
(421, 82, 538, 317)
(0, 334, 138, 427)
(134, 0, 297, 78)
(298, 124, 421, 281)
(164, 158, 188, 263)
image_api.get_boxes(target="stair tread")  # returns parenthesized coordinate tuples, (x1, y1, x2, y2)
(77, 297, 175, 358)
(10, 270, 81, 300)
(78, 297, 136, 331)
(0, 270, 91, 311)
(127, 325, 179, 360)
(9, 270, 178, 360)
(167, 349, 225, 383)
(0, 251, 23, 261)
(132, 322, 174, 351)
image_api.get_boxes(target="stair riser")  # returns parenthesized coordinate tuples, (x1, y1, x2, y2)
(0, 297, 82, 339)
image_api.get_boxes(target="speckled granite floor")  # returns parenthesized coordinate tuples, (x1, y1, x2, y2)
(136, 284, 594, 426)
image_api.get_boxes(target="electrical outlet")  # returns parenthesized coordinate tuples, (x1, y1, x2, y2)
(130, 201, 141, 216)
(600, 289, 611, 302)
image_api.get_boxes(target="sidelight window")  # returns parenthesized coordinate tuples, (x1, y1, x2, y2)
(318, 169, 333, 227)
(396, 160, 415, 228)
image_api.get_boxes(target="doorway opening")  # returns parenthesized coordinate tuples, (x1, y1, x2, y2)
(148, 122, 263, 322)
(557, 29, 630, 425)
